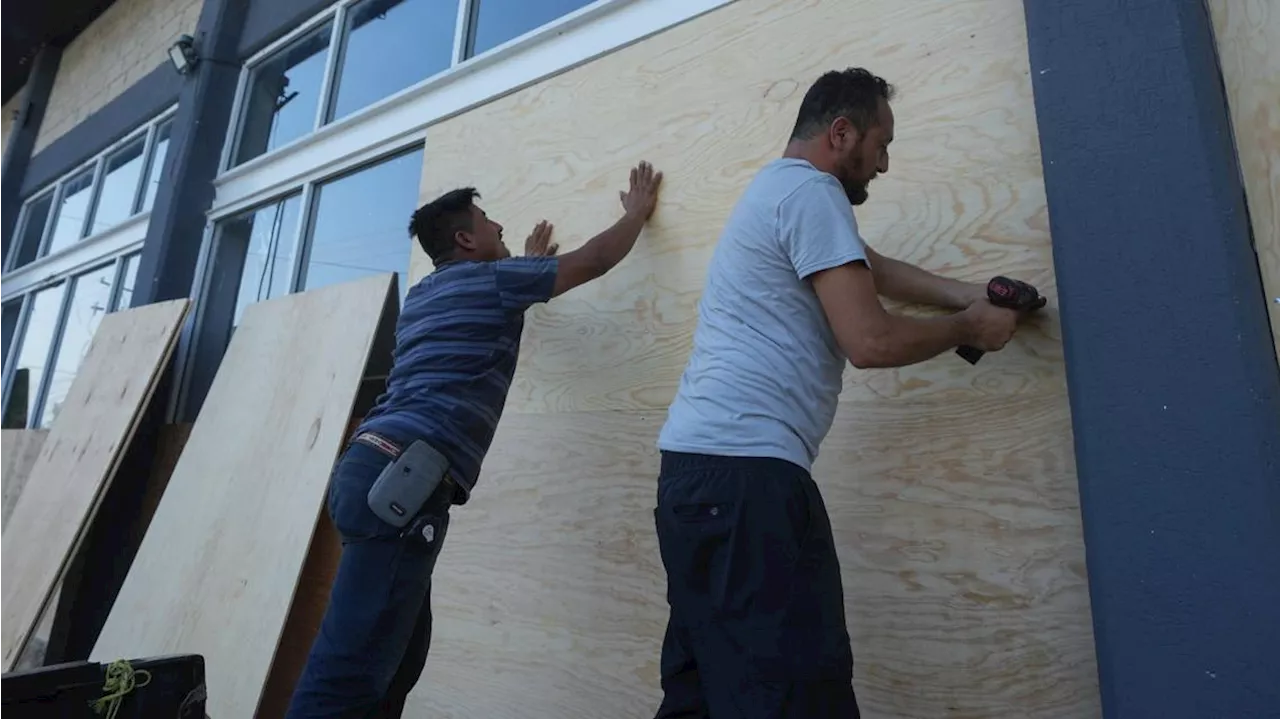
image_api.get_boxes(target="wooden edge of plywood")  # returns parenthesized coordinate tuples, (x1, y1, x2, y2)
(1, 298, 192, 671)
(253, 275, 401, 718)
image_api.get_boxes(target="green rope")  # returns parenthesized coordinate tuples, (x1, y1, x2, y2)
(89, 659, 152, 719)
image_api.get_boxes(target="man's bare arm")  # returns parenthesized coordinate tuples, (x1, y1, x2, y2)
(551, 161, 663, 298)
(552, 213, 648, 297)
(810, 260, 1017, 369)
(864, 244, 984, 310)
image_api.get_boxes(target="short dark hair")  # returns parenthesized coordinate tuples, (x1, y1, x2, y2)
(409, 187, 480, 263)
(790, 67, 896, 141)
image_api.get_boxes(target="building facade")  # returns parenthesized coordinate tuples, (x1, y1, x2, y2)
(1, 0, 1277, 717)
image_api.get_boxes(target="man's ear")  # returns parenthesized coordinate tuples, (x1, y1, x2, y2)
(830, 116, 860, 151)
(454, 230, 477, 252)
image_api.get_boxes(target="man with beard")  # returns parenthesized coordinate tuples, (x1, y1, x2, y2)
(651, 68, 1038, 717)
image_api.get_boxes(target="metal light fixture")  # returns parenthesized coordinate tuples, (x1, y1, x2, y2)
(168, 35, 199, 75)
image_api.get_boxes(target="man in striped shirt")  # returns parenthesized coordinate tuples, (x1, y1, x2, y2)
(287, 162, 663, 718)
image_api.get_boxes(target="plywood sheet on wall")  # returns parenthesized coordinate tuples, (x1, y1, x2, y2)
(1208, 0, 1280, 362)
(90, 274, 396, 719)
(406, 0, 1098, 716)
(0, 298, 190, 671)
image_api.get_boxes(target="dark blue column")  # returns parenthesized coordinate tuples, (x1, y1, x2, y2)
(130, 0, 249, 307)
(1, 45, 61, 258)
(1022, 0, 1280, 717)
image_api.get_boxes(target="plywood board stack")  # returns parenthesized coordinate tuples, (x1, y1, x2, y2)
(403, 0, 1100, 716)
(1, 299, 191, 671)
(91, 274, 398, 719)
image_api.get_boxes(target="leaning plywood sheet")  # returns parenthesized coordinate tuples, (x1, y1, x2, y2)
(90, 273, 396, 719)
(1, 299, 191, 670)
(1, 429, 49, 526)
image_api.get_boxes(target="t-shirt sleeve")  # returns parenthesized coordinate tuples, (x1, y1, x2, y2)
(777, 176, 870, 280)
(493, 256, 560, 312)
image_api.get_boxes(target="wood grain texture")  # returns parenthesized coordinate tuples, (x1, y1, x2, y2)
(1, 424, 54, 670)
(90, 274, 396, 719)
(0, 298, 190, 670)
(1, 429, 48, 527)
(405, 0, 1098, 716)
(255, 417, 360, 719)
(1208, 0, 1280, 361)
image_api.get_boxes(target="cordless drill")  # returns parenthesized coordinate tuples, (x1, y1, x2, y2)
(956, 276, 1046, 365)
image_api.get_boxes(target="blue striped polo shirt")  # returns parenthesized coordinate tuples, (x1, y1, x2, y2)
(356, 256, 559, 502)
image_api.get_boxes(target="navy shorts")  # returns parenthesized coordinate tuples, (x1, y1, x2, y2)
(652, 451, 859, 719)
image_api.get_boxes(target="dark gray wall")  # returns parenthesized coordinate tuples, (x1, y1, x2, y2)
(1022, 0, 1280, 716)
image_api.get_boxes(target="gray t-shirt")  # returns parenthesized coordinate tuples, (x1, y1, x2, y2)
(657, 157, 869, 471)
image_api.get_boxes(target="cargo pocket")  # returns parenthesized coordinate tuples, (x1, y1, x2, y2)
(655, 498, 739, 622)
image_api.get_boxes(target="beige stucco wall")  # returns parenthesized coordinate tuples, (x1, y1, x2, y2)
(33, 0, 202, 153)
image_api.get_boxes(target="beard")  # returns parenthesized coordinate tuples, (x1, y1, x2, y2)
(836, 153, 872, 205)
(843, 180, 869, 205)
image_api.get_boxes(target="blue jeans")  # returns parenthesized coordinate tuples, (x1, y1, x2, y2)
(285, 443, 452, 719)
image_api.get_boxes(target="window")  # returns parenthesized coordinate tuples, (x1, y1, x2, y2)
(467, 0, 596, 58)
(142, 122, 174, 212)
(226, 0, 609, 170)
(114, 255, 142, 313)
(9, 193, 53, 269)
(299, 148, 422, 297)
(0, 299, 22, 411)
(4, 287, 64, 428)
(225, 194, 304, 325)
(329, 0, 457, 123)
(90, 135, 148, 234)
(5, 111, 175, 272)
(0, 254, 140, 429)
(233, 22, 334, 166)
(46, 168, 96, 256)
(185, 147, 423, 417)
(39, 265, 118, 428)
(2, 109, 173, 428)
